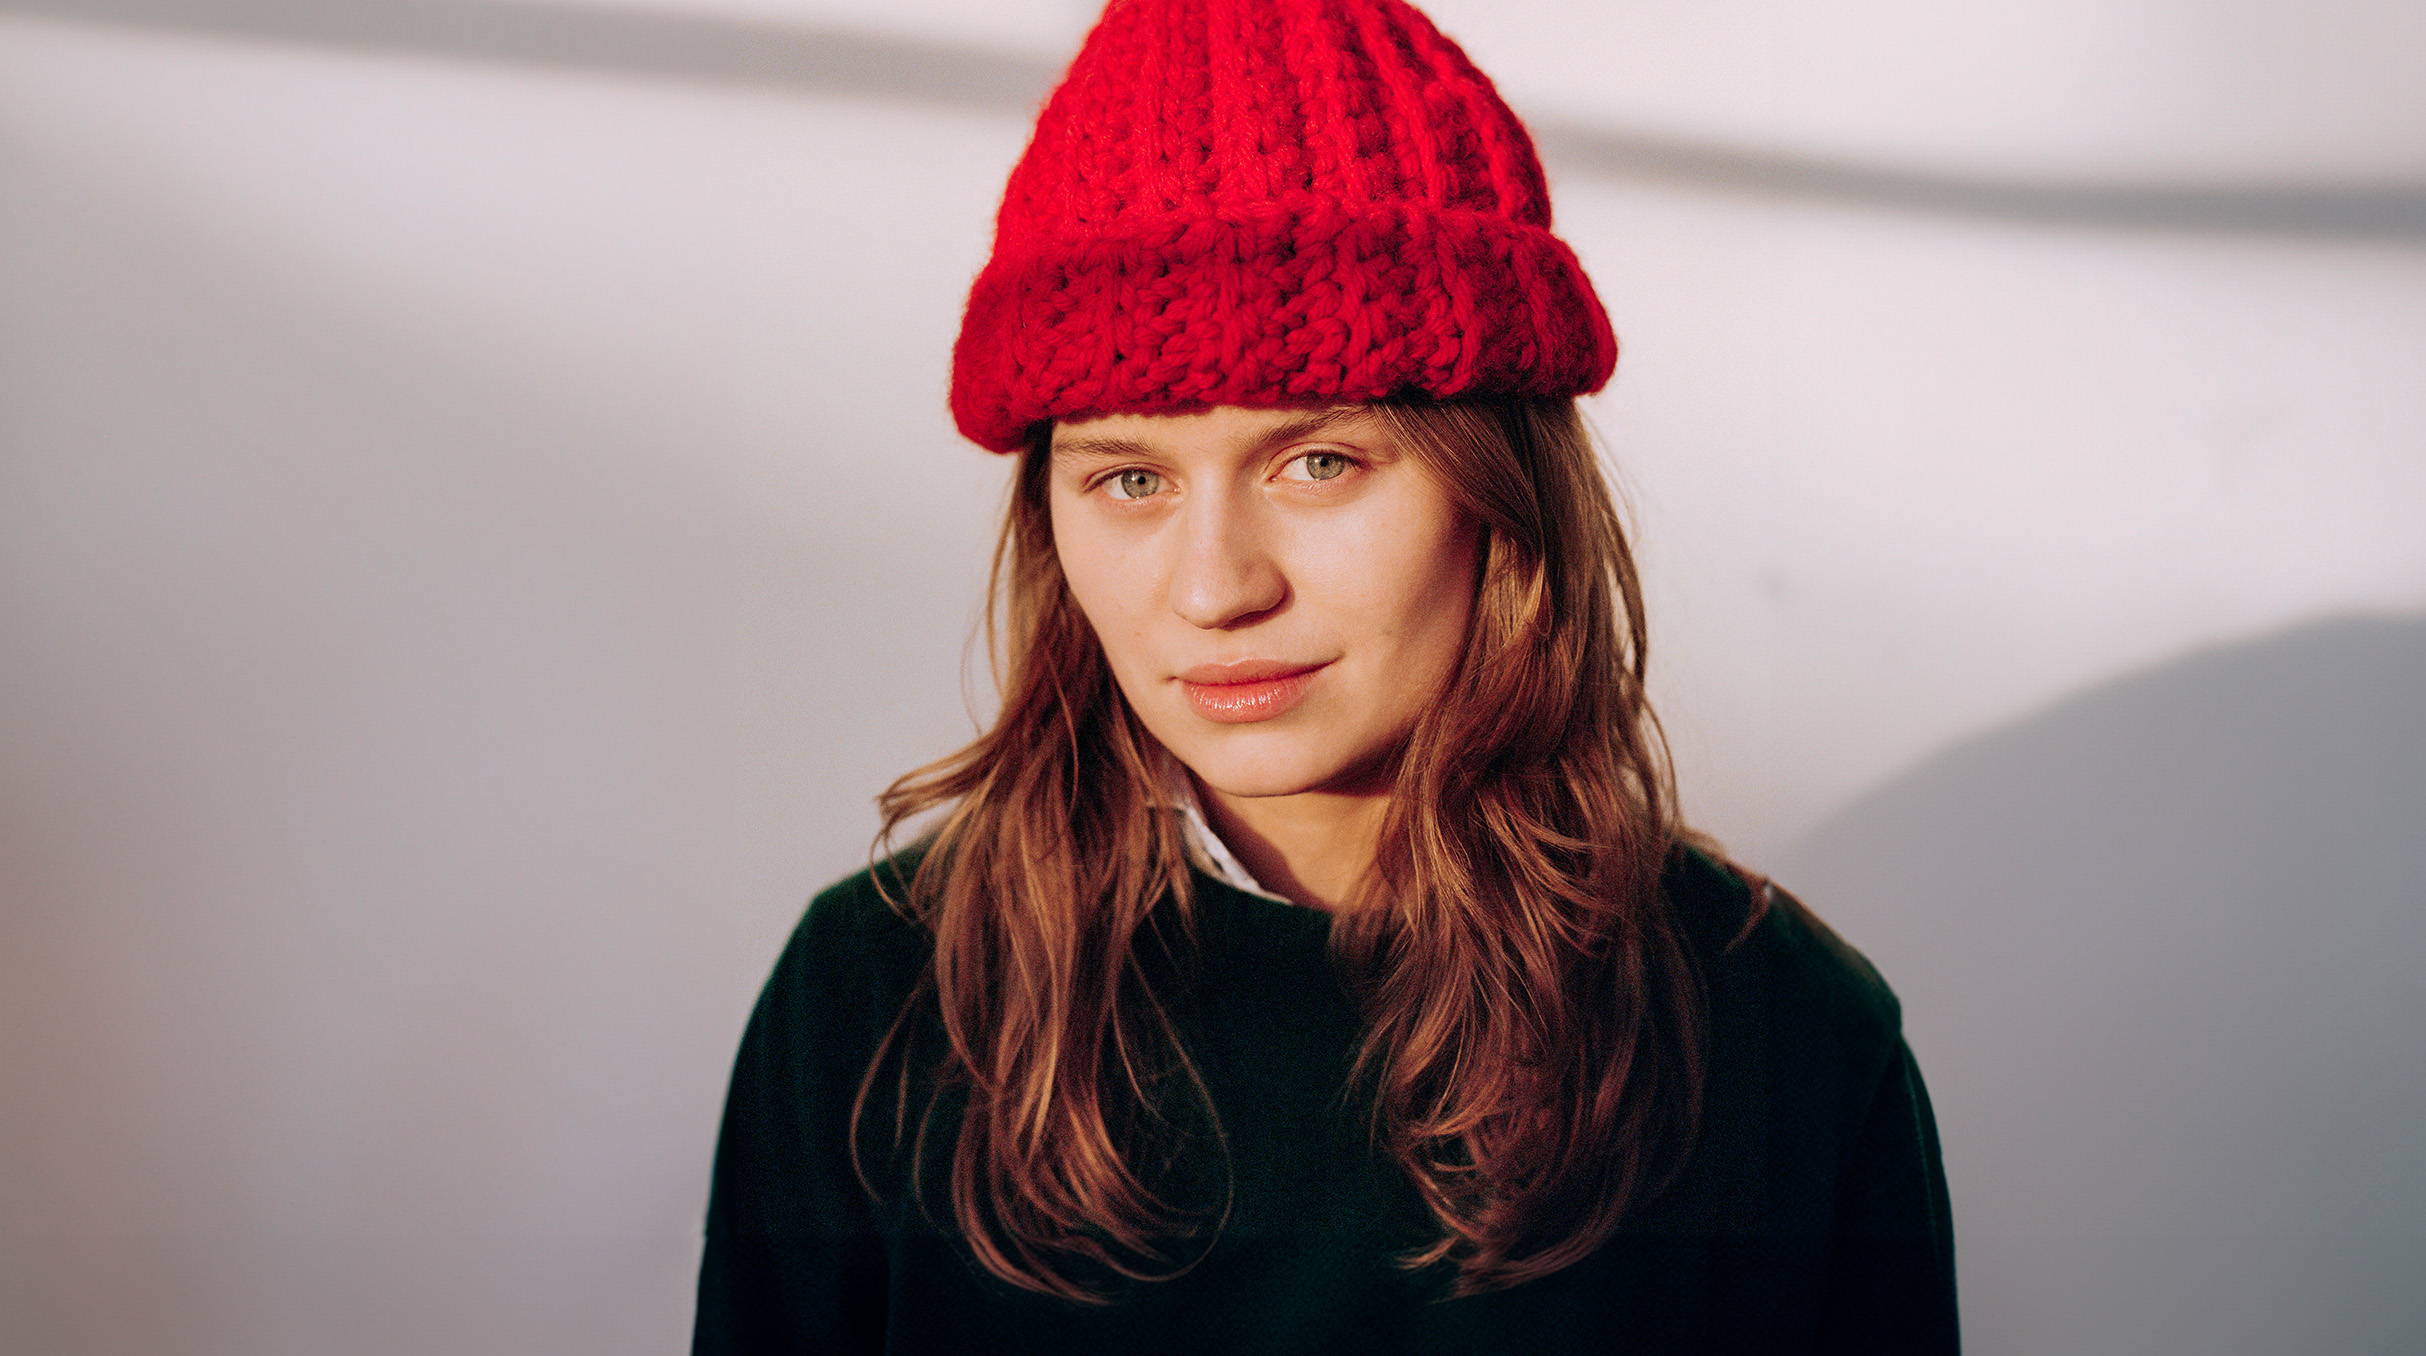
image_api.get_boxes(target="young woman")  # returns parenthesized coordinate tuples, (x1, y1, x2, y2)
(696, 1, 1956, 1351)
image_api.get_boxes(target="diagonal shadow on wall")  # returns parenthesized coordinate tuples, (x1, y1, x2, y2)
(7, 0, 2426, 240)
(1784, 612, 2426, 1356)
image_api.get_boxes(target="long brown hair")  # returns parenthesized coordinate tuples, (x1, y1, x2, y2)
(862, 396, 1701, 1299)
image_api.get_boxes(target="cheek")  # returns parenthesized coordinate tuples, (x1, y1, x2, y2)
(1413, 540, 1479, 666)
(1050, 515, 1146, 668)
(1359, 513, 1477, 654)
(1049, 498, 1106, 615)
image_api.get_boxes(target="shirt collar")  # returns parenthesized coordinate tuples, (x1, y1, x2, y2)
(1159, 765, 1295, 905)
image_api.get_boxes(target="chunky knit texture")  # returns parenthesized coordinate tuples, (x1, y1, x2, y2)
(950, 0, 1618, 453)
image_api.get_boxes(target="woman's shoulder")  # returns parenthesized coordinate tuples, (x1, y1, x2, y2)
(757, 846, 936, 1014)
(1663, 842, 1905, 1047)
(802, 844, 931, 935)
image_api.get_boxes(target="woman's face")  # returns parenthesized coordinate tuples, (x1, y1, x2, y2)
(1047, 404, 1477, 802)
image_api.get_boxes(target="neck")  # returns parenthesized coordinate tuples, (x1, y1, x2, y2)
(1196, 777, 1388, 912)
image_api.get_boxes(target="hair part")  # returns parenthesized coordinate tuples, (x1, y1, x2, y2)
(861, 396, 1701, 1299)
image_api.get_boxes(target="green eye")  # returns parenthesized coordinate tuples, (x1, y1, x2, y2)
(1293, 451, 1350, 482)
(1108, 468, 1163, 499)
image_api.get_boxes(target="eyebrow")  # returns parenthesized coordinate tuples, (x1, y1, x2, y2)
(1049, 406, 1369, 465)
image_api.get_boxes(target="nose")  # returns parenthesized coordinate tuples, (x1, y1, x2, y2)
(1166, 488, 1285, 629)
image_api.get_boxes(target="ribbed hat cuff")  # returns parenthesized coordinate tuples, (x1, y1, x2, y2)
(950, 204, 1617, 453)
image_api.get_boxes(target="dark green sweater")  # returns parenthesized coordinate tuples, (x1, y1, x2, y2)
(695, 849, 1956, 1354)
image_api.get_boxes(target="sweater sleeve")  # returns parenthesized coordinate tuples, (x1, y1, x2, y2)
(1815, 1038, 1958, 1355)
(694, 868, 927, 1355)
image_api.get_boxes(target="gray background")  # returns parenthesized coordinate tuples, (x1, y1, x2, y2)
(2, 1, 2421, 1351)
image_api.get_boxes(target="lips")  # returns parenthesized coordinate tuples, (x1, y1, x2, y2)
(1175, 660, 1327, 724)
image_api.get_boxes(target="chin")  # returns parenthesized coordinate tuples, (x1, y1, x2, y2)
(1172, 730, 1390, 802)
(1164, 736, 1341, 801)
(1181, 759, 1325, 801)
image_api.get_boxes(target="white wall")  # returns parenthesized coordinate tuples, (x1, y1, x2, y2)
(2, 2, 2420, 1352)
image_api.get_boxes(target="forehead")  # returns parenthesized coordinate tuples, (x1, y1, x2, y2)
(1049, 404, 1381, 460)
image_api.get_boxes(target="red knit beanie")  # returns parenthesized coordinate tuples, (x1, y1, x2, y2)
(950, 0, 1617, 453)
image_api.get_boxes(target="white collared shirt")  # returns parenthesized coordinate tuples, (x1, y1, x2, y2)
(1161, 769, 1296, 906)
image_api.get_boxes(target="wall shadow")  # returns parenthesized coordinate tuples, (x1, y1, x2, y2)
(9, 0, 2425, 240)
(1784, 612, 2426, 1356)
